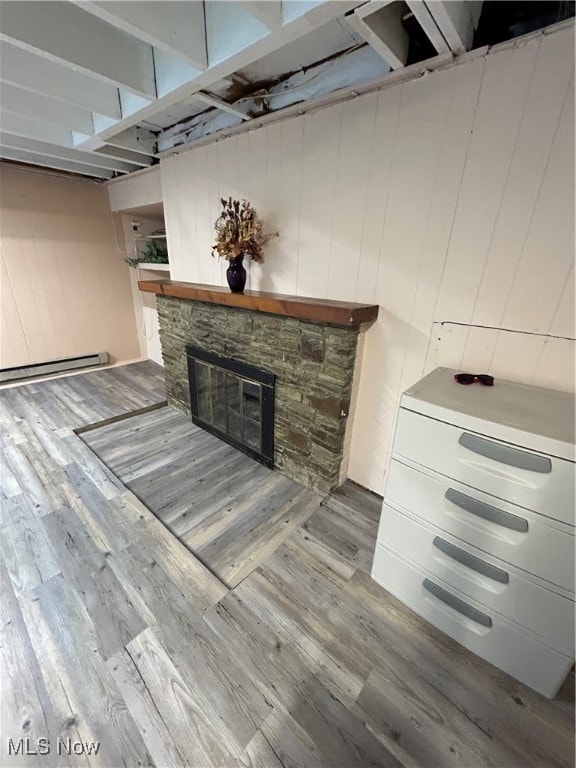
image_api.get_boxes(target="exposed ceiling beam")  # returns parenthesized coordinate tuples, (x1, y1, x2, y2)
(282, 1, 328, 25)
(94, 127, 157, 157)
(0, 41, 122, 119)
(0, 147, 114, 179)
(1, 84, 96, 135)
(192, 93, 252, 121)
(346, 1, 409, 69)
(405, 1, 450, 54)
(240, 1, 283, 30)
(0, 110, 74, 147)
(91, 113, 121, 135)
(119, 92, 152, 120)
(93, 145, 153, 168)
(74, 1, 208, 70)
(0, 1, 157, 98)
(425, 1, 483, 53)
(153, 48, 203, 100)
(204, 2, 269, 68)
(73, 0, 364, 145)
(0, 133, 140, 174)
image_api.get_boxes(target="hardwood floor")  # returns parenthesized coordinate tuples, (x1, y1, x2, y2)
(0, 362, 573, 768)
(79, 407, 322, 588)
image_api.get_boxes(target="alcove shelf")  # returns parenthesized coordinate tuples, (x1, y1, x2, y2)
(137, 263, 170, 273)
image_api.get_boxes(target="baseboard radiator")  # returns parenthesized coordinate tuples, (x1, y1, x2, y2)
(0, 352, 109, 384)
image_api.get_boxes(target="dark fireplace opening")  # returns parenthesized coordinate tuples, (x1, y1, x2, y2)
(186, 344, 275, 468)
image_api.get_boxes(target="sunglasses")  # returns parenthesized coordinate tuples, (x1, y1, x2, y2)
(454, 373, 494, 386)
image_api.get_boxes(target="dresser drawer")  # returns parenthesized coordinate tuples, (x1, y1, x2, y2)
(378, 501, 574, 655)
(394, 408, 575, 525)
(384, 459, 575, 594)
(371, 543, 574, 698)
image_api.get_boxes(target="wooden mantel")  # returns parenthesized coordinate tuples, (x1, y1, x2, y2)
(139, 279, 379, 326)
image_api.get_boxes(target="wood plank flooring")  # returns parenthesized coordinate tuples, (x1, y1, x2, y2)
(80, 407, 322, 588)
(0, 361, 574, 768)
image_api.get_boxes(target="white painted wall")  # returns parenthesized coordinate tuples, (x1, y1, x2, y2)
(1, 163, 141, 369)
(160, 24, 575, 495)
(107, 165, 162, 212)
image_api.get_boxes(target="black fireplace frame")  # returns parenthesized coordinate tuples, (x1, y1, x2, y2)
(186, 344, 275, 468)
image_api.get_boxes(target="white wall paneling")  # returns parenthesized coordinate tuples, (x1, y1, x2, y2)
(160, 25, 575, 494)
(425, 323, 575, 395)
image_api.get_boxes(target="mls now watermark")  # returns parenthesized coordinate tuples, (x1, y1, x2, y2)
(8, 737, 101, 756)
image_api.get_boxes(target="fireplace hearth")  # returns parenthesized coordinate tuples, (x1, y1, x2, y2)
(187, 344, 275, 467)
(145, 281, 378, 494)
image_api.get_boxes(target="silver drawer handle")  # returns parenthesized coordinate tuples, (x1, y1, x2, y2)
(445, 487, 528, 533)
(423, 578, 493, 627)
(458, 432, 552, 474)
(433, 536, 509, 583)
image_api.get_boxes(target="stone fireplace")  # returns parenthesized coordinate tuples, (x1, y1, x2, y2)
(142, 280, 378, 495)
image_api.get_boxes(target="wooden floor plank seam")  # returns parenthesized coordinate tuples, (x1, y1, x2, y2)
(73, 400, 168, 436)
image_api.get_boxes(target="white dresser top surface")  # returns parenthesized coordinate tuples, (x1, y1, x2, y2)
(401, 367, 575, 461)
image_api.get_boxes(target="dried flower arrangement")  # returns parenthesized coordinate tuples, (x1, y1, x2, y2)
(212, 197, 278, 262)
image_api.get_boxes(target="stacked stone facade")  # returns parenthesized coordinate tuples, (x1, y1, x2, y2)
(157, 296, 360, 495)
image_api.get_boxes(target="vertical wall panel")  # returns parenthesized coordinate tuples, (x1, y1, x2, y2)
(488, 332, 549, 383)
(161, 25, 575, 495)
(458, 325, 499, 372)
(357, 69, 458, 490)
(194, 147, 217, 284)
(501, 76, 575, 333)
(471, 28, 575, 330)
(434, 43, 538, 324)
(260, 122, 282, 294)
(327, 97, 377, 301)
(296, 105, 342, 298)
(403, 61, 483, 390)
(376, 74, 450, 326)
(1, 164, 140, 369)
(531, 337, 575, 392)
(267, 117, 304, 296)
(207, 143, 225, 287)
(550, 265, 574, 339)
(353, 87, 401, 304)
(246, 130, 270, 291)
(0, 254, 30, 361)
(2, 223, 51, 362)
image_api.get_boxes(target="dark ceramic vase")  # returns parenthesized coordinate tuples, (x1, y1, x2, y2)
(226, 255, 247, 293)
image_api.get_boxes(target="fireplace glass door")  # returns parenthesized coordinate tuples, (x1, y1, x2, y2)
(187, 345, 274, 467)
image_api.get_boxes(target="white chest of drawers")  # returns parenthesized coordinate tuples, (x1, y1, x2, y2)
(371, 367, 575, 698)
